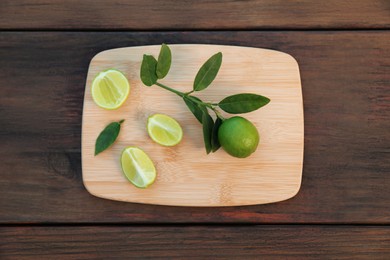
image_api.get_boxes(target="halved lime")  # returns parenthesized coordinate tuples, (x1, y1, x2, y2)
(147, 114, 183, 146)
(121, 147, 156, 188)
(91, 69, 130, 110)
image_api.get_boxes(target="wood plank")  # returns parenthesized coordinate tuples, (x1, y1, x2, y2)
(82, 45, 304, 206)
(0, 1, 389, 30)
(1, 226, 389, 259)
(0, 31, 389, 223)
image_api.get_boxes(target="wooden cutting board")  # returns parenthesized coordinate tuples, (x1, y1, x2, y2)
(82, 44, 304, 206)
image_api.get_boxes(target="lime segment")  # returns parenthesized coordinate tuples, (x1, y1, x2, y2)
(121, 147, 156, 188)
(91, 69, 130, 109)
(147, 114, 183, 146)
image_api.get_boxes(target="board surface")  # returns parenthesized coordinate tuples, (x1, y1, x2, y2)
(82, 44, 303, 206)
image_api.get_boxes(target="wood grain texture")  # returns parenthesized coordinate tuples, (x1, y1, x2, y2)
(1, 226, 390, 259)
(1, 1, 390, 30)
(82, 45, 303, 206)
(0, 31, 389, 223)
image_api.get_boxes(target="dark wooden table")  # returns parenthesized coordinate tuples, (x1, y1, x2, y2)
(1, 1, 389, 258)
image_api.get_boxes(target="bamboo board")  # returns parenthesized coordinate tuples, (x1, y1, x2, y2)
(82, 44, 304, 206)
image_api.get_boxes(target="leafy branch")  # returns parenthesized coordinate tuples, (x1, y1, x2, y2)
(140, 44, 270, 154)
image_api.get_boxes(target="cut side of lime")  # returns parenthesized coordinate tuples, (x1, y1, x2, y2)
(147, 114, 183, 146)
(91, 69, 130, 110)
(121, 147, 156, 188)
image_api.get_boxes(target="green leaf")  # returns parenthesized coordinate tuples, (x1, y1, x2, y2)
(193, 52, 222, 91)
(95, 120, 124, 155)
(211, 117, 223, 152)
(140, 54, 157, 86)
(156, 43, 172, 79)
(202, 111, 214, 154)
(183, 96, 207, 124)
(218, 93, 270, 114)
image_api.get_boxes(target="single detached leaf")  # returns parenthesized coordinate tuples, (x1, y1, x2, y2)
(202, 111, 214, 154)
(193, 52, 222, 91)
(211, 117, 223, 152)
(95, 120, 124, 155)
(183, 96, 207, 124)
(140, 54, 157, 86)
(156, 43, 172, 79)
(219, 93, 270, 114)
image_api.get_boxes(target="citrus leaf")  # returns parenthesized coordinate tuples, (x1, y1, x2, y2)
(202, 111, 214, 154)
(156, 43, 172, 79)
(183, 96, 207, 124)
(140, 54, 157, 86)
(211, 117, 223, 152)
(219, 93, 270, 114)
(193, 52, 222, 91)
(95, 120, 124, 155)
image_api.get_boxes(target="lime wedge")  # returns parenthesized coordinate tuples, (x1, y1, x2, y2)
(121, 147, 156, 188)
(91, 69, 130, 110)
(147, 114, 183, 146)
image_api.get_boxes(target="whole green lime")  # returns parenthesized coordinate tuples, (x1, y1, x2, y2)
(218, 116, 259, 158)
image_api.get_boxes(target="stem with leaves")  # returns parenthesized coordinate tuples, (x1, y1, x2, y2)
(140, 44, 270, 154)
(156, 82, 224, 120)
